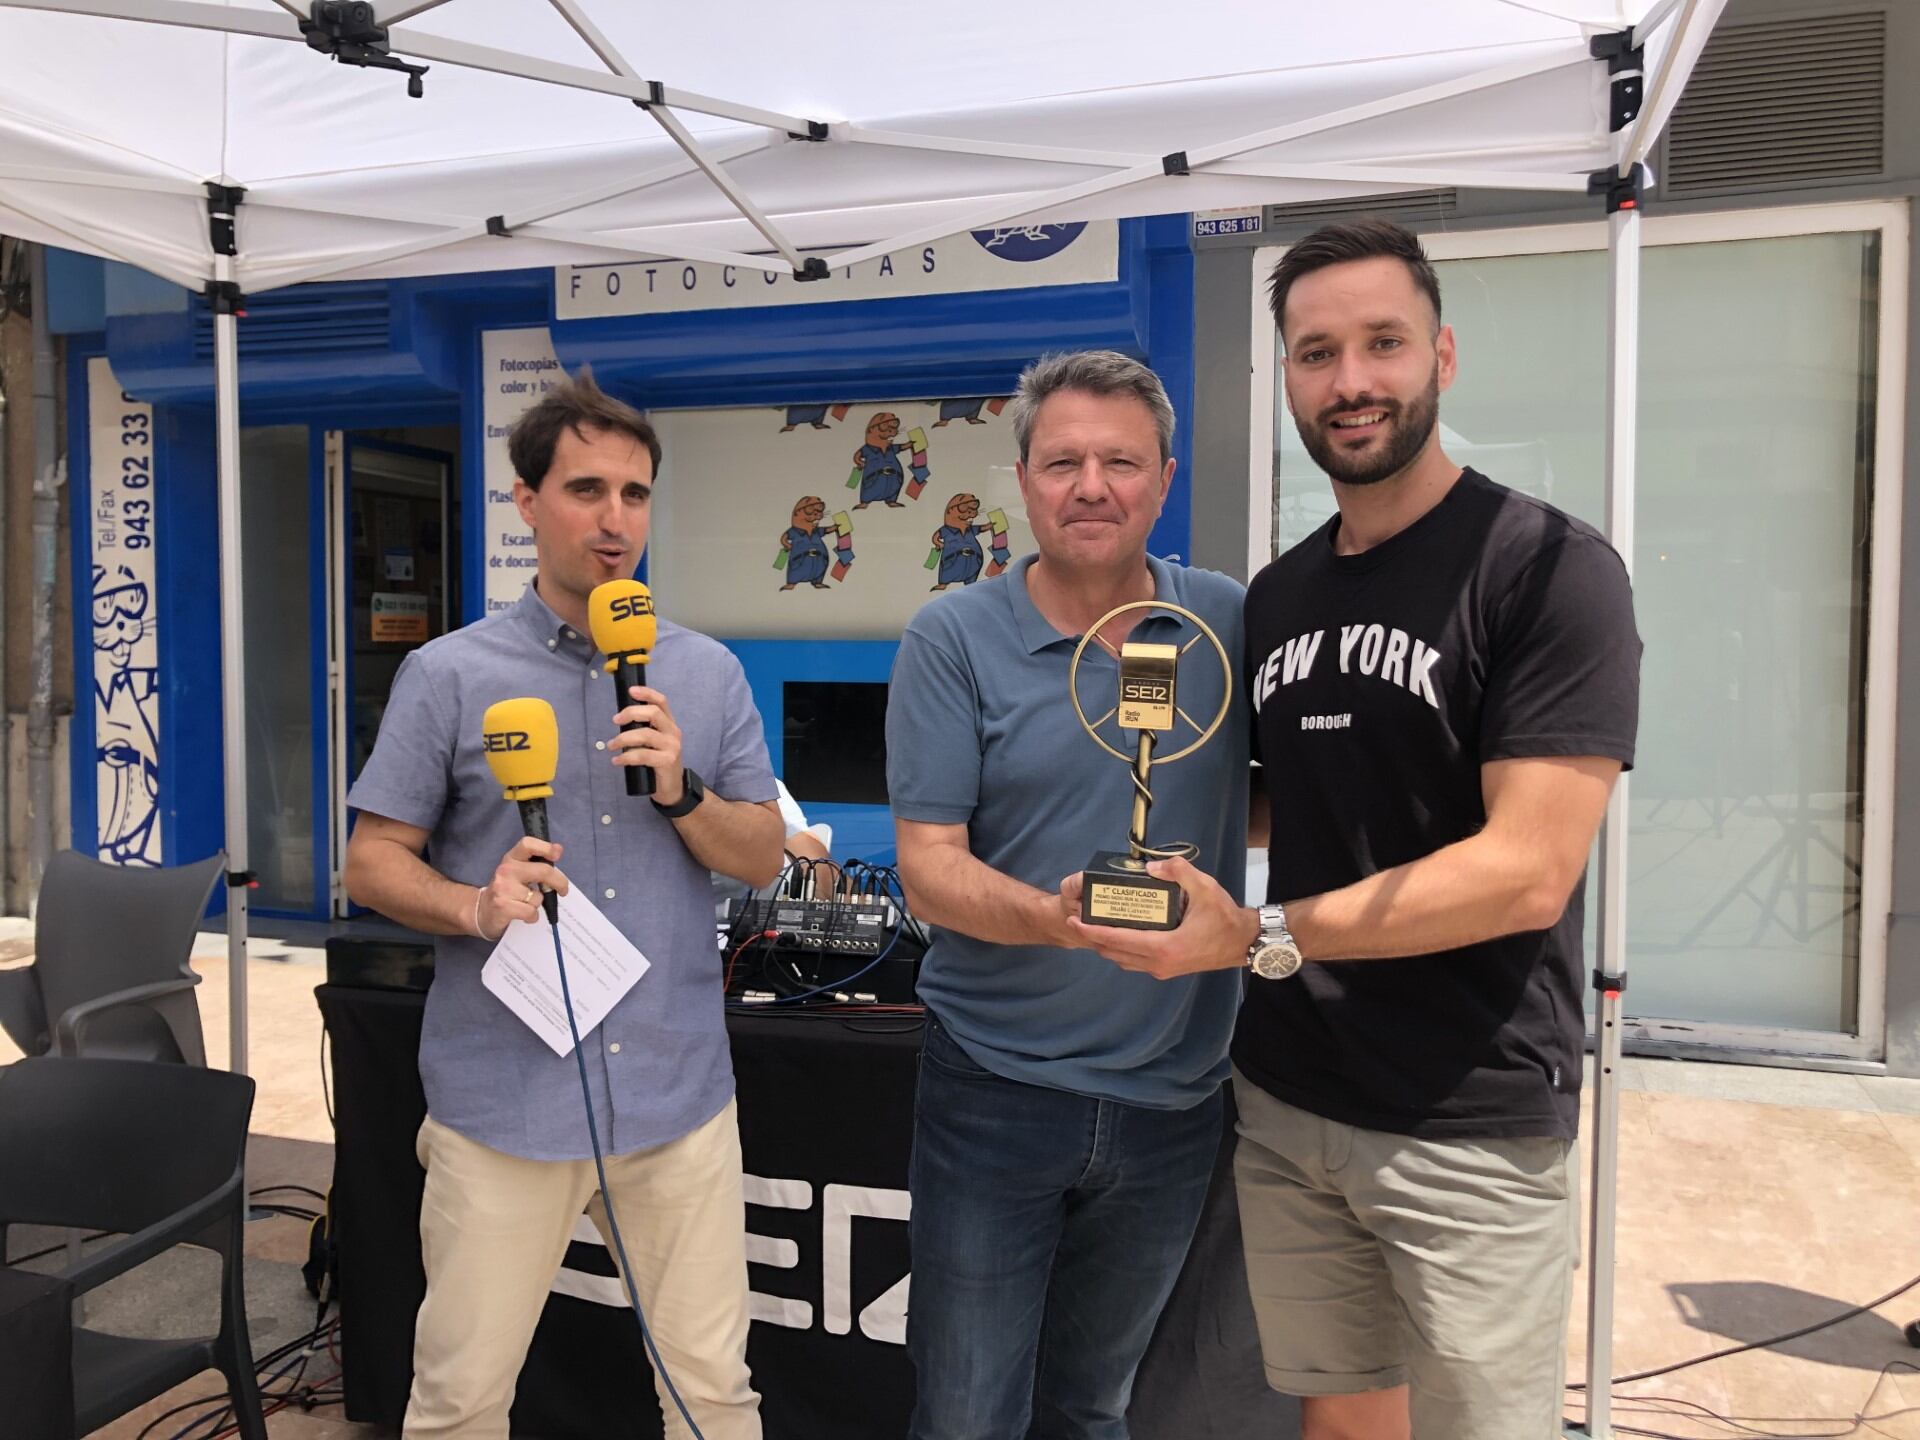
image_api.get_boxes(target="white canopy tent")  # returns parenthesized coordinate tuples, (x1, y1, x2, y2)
(0, 1, 1726, 1433)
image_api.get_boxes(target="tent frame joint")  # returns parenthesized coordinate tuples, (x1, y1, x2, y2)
(226, 868, 259, 890)
(1587, 161, 1647, 214)
(1589, 28, 1646, 73)
(790, 120, 830, 142)
(1593, 967, 1629, 997)
(205, 182, 245, 259)
(792, 256, 830, 282)
(631, 80, 667, 109)
(1590, 28, 1646, 131)
(203, 280, 246, 316)
(1162, 151, 1191, 177)
(486, 214, 511, 237)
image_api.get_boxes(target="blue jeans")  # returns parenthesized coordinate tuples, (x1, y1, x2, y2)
(907, 1017, 1224, 1440)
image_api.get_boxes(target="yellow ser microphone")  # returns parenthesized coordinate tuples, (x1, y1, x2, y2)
(588, 579, 658, 799)
(481, 697, 561, 924)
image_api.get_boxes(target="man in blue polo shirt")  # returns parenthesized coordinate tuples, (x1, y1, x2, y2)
(888, 350, 1248, 1440)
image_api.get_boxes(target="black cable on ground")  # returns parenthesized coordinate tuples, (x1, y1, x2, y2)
(135, 1320, 342, 1440)
(1563, 1285, 1920, 1439)
(248, 1184, 325, 1203)
(1569, 1269, 1920, 1390)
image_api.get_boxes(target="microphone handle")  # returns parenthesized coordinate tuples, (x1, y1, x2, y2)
(516, 797, 561, 925)
(613, 657, 657, 798)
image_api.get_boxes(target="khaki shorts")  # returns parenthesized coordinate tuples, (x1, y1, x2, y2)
(1232, 1068, 1578, 1440)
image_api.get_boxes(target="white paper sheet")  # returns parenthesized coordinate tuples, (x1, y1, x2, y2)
(481, 888, 651, 1057)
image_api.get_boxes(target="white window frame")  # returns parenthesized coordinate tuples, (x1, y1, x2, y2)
(1248, 199, 1907, 1068)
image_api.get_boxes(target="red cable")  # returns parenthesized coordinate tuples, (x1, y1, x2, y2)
(206, 1367, 346, 1438)
(724, 930, 776, 994)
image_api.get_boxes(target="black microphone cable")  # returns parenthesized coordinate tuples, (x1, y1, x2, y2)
(543, 906, 710, 1440)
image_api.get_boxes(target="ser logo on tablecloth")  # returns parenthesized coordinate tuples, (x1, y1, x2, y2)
(553, 1177, 912, 1345)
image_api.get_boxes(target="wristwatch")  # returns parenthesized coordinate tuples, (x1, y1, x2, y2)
(1247, 903, 1304, 980)
(652, 767, 706, 819)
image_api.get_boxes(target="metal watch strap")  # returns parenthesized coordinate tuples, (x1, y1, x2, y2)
(1248, 902, 1291, 960)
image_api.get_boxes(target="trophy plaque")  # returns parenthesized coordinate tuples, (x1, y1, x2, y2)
(1069, 600, 1232, 931)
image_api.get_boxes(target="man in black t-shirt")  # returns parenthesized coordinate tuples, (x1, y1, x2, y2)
(1065, 220, 1640, 1440)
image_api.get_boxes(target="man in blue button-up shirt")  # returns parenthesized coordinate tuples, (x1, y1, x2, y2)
(344, 368, 782, 1440)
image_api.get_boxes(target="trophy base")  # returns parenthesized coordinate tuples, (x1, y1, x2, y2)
(1080, 851, 1184, 931)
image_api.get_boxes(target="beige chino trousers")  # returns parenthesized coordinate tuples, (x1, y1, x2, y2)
(403, 1098, 762, 1440)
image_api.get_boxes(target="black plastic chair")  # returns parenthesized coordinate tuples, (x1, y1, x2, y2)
(0, 849, 225, 1062)
(0, 1056, 266, 1438)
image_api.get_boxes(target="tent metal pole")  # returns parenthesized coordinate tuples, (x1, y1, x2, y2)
(247, 219, 795, 297)
(0, 343, 9, 915)
(510, 224, 795, 274)
(0, 0, 823, 134)
(533, 0, 814, 275)
(26, 242, 59, 914)
(382, 0, 456, 22)
(0, 187, 207, 290)
(211, 249, 250, 1077)
(0, 165, 206, 195)
(639, 104, 806, 272)
(495, 136, 769, 233)
(1579, 183, 1641, 1440)
(1626, 0, 1711, 172)
(1204, 159, 1588, 193)
(233, 138, 778, 294)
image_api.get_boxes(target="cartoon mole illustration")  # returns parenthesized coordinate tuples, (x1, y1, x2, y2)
(926, 493, 1012, 591)
(851, 412, 907, 508)
(848, 412, 930, 508)
(931, 396, 1008, 428)
(778, 495, 833, 589)
(780, 403, 850, 432)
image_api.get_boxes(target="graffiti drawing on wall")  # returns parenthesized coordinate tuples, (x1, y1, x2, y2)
(926, 494, 1012, 591)
(93, 563, 161, 866)
(776, 497, 856, 589)
(88, 358, 163, 866)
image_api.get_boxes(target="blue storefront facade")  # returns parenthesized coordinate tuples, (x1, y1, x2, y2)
(52, 216, 1198, 921)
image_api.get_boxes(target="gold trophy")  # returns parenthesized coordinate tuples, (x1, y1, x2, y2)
(1070, 600, 1232, 930)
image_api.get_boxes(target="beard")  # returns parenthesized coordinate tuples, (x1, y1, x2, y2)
(1294, 370, 1440, 487)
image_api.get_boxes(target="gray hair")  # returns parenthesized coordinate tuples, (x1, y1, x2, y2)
(1006, 350, 1176, 466)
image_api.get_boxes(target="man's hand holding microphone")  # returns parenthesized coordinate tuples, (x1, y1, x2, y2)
(590, 579, 690, 806)
(477, 696, 571, 941)
(473, 578, 686, 943)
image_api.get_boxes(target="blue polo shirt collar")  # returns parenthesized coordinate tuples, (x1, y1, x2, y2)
(1005, 551, 1193, 655)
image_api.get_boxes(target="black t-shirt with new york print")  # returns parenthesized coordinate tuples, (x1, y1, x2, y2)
(1234, 469, 1640, 1140)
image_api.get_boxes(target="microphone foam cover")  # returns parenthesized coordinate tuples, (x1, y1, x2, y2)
(589, 579, 656, 671)
(481, 697, 559, 798)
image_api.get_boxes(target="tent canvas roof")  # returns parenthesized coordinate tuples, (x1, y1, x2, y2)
(1, 0, 1722, 295)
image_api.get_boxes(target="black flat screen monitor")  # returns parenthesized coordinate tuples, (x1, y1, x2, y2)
(782, 681, 889, 806)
